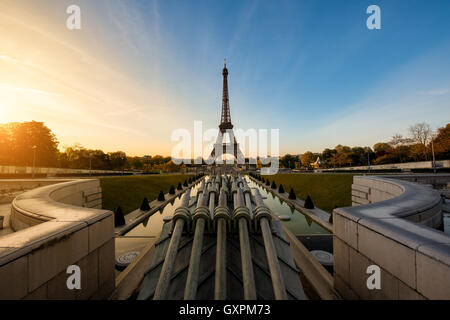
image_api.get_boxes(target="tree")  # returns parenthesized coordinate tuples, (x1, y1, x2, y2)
(150, 155, 165, 165)
(433, 124, 450, 159)
(0, 126, 10, 164)
(163, 160, 180, 173)
(300, 152, 315, 168)
(409, 122, 432, 146)
(124, 156, 144, 171)
(321, 148, 337, 168)
(373, 143, 391, 157)
(140, 198, 150, 211)
(108, 151, 127, 171)
(280, 154, 297, 169)
(349, 147, 367, 166)
(409, 122, 433, 160)
(304, 195, 315, 209)
(409, 143, 427, 161)
(389, 134, 413, 147)
(4, 121, 59, 167)
(114, 206, 125, 226)
(288, 188, 296, 200)
(387, 134, 413, 163)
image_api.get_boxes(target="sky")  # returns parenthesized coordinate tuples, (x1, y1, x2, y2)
(0, 0, 449, 157)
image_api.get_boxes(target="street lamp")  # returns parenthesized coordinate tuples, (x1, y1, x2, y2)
(430, 135, 436, 174)
(333, 153, 336, 173)
(32, 145, 37, 179)
(89, 153, 93, 176)
(121, 156, 126, 175)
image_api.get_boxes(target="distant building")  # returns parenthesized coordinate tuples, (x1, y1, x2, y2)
(310, 156, 323, 168)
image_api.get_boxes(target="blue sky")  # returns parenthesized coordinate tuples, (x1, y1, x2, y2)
(1, 0, 450, 155)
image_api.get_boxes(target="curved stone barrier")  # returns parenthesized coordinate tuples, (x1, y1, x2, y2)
(350, 176, 442, 227)
(10, 179, 104, 231)
(0, 179, 115, 300)
(333, 176, 450, 300)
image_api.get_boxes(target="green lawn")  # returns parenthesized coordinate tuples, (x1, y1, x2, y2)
(99, 174, 194, 214)
(261, 173, 356, 213)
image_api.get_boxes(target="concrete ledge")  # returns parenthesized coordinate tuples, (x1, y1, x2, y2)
(0, 179, 115, 299)
(345, 176, 442, 226)
(333, 175, 450, 300)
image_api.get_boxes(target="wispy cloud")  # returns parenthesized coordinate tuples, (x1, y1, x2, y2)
(0, 84, 61, 97)
(419, 88, 449, 96)
(104, 107, 140, 117)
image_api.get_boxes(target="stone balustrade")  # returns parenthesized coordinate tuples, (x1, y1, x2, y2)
(333, 176, 450, 300)
(0, 164, 125, 177)
(0, 179, 115, 299)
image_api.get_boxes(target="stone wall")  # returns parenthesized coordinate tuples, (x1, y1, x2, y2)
(350, 176, 442, 227)
(10, 180, 103, 231)
(380, 174, 450, 190)
(0, 179, 115, 299)
(321, 160, 450, 172)
(333, 176, 450, 300)
(0, 165, 124, 177)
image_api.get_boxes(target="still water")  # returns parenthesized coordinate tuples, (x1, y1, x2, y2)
(247, 179, 330, 235)
(123, 176, 329, 238)
(124, 181, 204, 237)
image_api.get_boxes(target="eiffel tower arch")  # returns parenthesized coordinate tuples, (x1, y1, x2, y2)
(207, 61, 245, 165)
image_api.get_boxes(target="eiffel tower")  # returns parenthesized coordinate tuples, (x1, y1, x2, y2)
(208, 61, 245, 165)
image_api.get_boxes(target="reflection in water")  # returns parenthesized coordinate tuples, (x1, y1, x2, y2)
(247, 179, 330, 235)
(123, 181, 204, 237)
(123, 177, 330, 238)
(142, 216, 149, 228)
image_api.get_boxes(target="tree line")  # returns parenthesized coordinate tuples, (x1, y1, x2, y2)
(1, 121, 448, 171)
(0, 121, 180, 172)
(279, 122, 450, 169)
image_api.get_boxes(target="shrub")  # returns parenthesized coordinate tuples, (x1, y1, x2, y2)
(329, 205, 338, 224)
(169, 185, 175, 195)
(266, 179, 270, 186)
(304, 195, 315, 209)
(140, 197, 150, 211)
(288, 188, 296, 200)
(271, 181, 277, 189)
(157, 190, 165, 201)
(114, 206, 125, 226)
(183, 180, 188, 187)
(278, 184, 285, 193)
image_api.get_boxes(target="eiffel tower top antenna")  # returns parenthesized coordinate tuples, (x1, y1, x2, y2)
(219, 59, 232, 132)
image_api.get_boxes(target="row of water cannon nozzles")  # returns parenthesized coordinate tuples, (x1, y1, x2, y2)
(172, 174, 272, 233)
